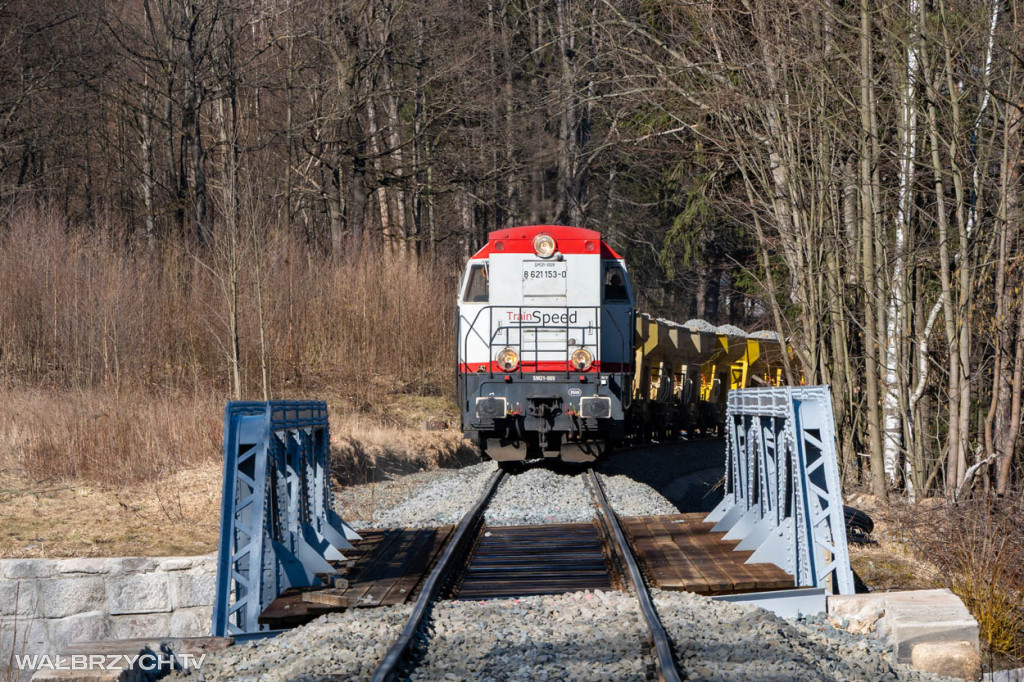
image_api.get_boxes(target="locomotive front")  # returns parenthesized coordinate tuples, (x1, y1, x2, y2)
(457, 225, 635, 463)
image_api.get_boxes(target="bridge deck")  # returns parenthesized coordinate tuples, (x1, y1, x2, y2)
(259, 526, 453, 629)
(260, 513, 793, 629)
(622, 513, 794, 594)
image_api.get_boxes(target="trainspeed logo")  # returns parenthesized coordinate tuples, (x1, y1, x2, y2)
(505, 310, 578, 325)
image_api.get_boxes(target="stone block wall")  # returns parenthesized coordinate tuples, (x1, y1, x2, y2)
(0, 555, 216, 682)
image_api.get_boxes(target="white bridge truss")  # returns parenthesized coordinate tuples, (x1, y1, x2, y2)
(706, 386, 855, 595)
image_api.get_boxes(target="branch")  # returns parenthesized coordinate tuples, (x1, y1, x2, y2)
(954, 451, 998, 501)
(908, 290, 947, 414)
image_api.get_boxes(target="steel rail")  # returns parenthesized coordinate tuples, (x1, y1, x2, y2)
(370, 468, 505, 682)
(585, 468, 683, 682)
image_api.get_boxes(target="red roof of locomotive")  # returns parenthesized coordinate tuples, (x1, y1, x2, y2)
(470, 225, 622, 260)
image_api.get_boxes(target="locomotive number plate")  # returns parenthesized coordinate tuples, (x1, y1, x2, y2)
(522, 260, 567, 296)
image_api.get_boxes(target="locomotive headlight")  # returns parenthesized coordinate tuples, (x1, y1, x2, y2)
(496, 347, 520, 371)
(570, 348, 593, 371)
(533, 233, 557, 258)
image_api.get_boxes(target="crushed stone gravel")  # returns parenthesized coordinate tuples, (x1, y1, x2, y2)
(715, 324, 749, 337)
(653, 590, 950, 682)
(178, 441, 953, 682)
(598, 472, 680, 516)
(342, 442, 724, 530)
(170, 604, 412, 681)
(595, 441, 727, 513)
(178, 590, 955, 682)
(351, 460, 497, 529)
(485, 466, 593, 525)
(411, 591, 651, 682)
(684, 318, 718, 332)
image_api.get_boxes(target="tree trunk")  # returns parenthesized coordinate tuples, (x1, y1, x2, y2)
(140, 84, 157, 249)
(884, 0, 918, 491)
(995, 96, 1023, 494)
(182, 0, 208, 245)
(860, 0, 885, 499)
(920, 31, 961, 495)
(366, 95, 392, 251)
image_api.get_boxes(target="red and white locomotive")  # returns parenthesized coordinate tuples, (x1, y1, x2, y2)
(457, 225, 634, 463)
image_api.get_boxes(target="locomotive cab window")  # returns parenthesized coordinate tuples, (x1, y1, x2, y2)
(603, 264, 629, 302)
(463, 264, 489, 302)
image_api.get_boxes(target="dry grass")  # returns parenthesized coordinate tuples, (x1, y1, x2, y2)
(0, 416, 474, 558)
(0, 461, 223, 559)
(846, 491, 1024, 666)
(844, 493, 941, 593)
(0, 205, 460, 484)
(0, 208, 472, 558)
(0, 385, 472, 557)
(0, 388, 222, 484)
(905, 492, 1024, 660)
(332, 419, 478, 485)
(0, 385, 226, 557)
(849, 546, 933, 592)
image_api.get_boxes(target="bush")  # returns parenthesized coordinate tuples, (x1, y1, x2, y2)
(911, 492, 1024, 660)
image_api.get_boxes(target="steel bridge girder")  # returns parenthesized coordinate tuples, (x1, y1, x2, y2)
(708, 386, 854, 598)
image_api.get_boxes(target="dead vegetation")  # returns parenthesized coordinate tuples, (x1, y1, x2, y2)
(0, 210, 465, 556)
(845, 493, 941, 592)
(906, 492, 1024, 661)
(0, 401, 471, 558)
(332, 419, 479, 486)
(0, 387, 468, 559)
(847, 490, 1024, 664)
(0, 461, 223, 559)
(0, 207, 455, 405)
(0, 388, 223, 484)
(0, 207, 459, 505)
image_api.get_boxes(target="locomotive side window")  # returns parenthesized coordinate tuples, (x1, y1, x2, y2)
(463, 264, 489, 302)
(603, 264, 629, 302)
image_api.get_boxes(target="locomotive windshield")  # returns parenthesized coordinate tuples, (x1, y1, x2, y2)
(463, 264, 489, 302)
(603, 264, 629, 302)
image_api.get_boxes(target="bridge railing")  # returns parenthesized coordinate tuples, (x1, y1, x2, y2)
(705, 386, 854, 594)
(212, 401, 361, 636)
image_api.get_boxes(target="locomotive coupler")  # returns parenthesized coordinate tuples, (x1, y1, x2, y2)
(526, 395, 562, 451)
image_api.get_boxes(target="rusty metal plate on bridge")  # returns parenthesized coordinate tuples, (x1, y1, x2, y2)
(259, 526, 453, 629)
(622, 514, 793, 595)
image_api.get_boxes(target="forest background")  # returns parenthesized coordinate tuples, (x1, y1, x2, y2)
(0, 0, 1022, 507)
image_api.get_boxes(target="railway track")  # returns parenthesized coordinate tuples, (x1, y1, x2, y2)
(368, 465, 684, 682)
(369, 467, 505, 682)
(583, 468, 683, 682)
